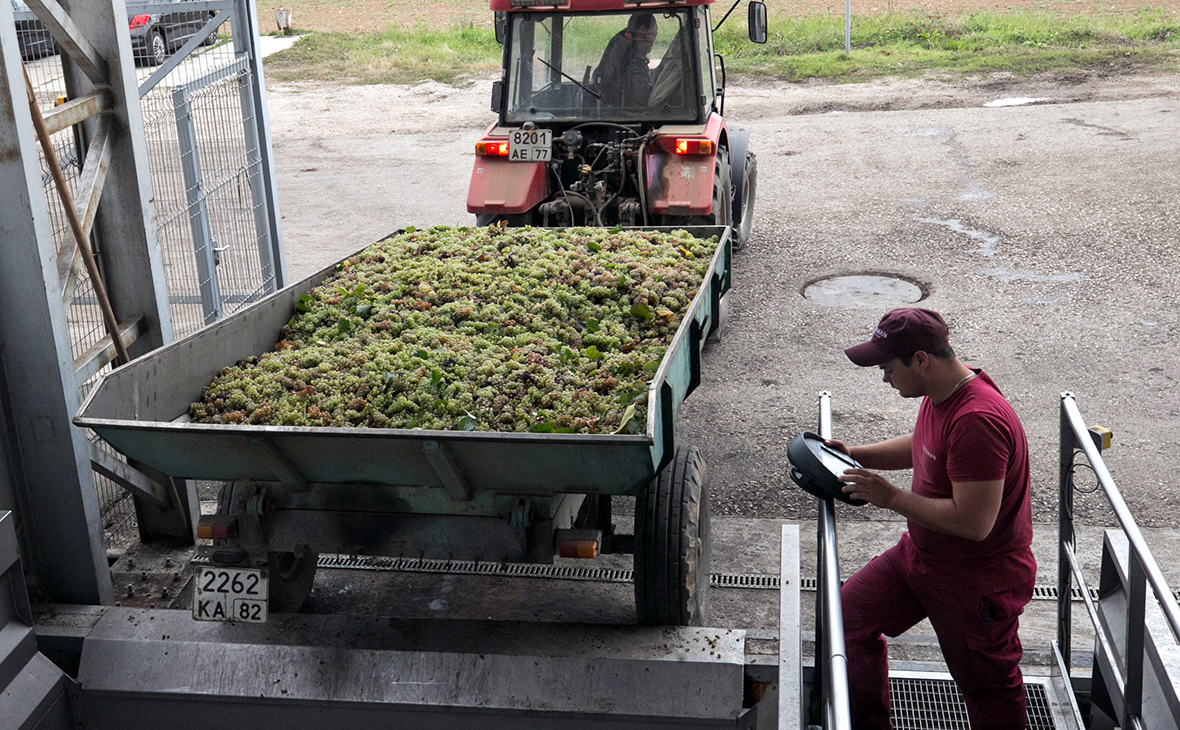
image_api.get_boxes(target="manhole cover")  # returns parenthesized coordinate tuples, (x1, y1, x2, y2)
(802, 274, 926, 308)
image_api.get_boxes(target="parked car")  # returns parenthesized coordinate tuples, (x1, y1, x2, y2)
(11, 0, 58, 61)
(128, 0, 217, 66)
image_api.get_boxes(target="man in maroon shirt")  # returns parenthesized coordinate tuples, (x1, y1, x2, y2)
(828, 308, 1035, 730)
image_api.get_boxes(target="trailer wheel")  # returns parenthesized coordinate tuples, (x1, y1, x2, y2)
(267, 551, 318, 613)
(733, 152, 757, 251)
(662, 148, 732, 229)
(634, 444, 711, 626)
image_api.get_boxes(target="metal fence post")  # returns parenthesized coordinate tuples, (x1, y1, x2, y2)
(173, 84, 222, 324)
(233, 0, 285, 291)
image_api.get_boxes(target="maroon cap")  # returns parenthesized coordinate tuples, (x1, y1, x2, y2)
(844, 308, 950, 367)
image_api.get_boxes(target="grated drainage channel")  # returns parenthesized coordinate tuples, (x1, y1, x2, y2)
(890, 678, 1055, 730)
(313, 554, 1133, 602)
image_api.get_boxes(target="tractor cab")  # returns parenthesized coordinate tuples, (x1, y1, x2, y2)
(469, 0, 766, 248)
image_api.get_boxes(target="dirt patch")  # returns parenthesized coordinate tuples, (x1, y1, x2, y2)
(259, 0, 1180, 35)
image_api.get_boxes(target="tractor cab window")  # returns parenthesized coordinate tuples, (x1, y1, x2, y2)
(505, 9, 700, 124)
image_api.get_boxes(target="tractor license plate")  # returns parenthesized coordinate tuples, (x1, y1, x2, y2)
(509, 128, 552, 162)
(192, 565, 268, 623)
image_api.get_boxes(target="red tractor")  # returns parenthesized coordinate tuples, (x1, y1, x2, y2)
(467, 0, 767, 249)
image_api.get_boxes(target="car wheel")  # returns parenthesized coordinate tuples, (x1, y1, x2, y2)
(202, 14, 218, 46)
(149, 29, 167, 66)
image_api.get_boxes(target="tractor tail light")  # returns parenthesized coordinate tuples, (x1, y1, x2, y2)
(197, 515, 238, 540)
(476, 140, 510, 157)
(673, 138, 713, 155)
(129, 14, 151, 29)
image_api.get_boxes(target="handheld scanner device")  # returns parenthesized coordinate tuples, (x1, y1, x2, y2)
(786, 431, 866, 506)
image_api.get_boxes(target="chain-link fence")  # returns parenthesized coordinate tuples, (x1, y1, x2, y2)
(20, 0, 280, 552)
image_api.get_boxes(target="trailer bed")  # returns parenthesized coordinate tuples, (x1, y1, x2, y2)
(76, 226, 731, 496)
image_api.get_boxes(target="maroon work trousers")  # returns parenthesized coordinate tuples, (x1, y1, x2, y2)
(840, 534, 1034, 730)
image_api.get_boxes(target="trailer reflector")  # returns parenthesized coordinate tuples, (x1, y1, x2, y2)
(674, 139, 712, 155)
(555, 529, 603, 559)
(476, 140, 510, 156)
(197, 516, 239, 540)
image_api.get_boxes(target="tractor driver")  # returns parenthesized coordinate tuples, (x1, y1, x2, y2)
(594, 12, 658, 108)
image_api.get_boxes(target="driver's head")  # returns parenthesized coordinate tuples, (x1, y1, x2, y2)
(625, 12, 657, 51)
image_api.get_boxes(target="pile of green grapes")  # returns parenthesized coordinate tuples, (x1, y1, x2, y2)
(189, 225, 718, 434)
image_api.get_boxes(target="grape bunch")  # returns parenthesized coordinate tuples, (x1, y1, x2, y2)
(189, 225, 718, 434)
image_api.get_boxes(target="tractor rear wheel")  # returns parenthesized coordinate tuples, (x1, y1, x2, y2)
(733, 152, 757, 251)
(634, 444, 712, 626)
(662, 147, 732, 229)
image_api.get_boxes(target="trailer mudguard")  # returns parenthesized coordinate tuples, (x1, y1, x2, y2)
(467, 156, 549, 215)
(727, 124, 752, 222)
(644, 114, 726, 217)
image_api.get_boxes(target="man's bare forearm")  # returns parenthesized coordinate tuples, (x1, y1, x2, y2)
(848, 435, 913, 470)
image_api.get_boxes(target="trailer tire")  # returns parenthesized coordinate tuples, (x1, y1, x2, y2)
(733, 152, 757, 251)
(267, 551, 318, 613)
(634, 444, 711, 626)
(662, 148, 732, 229)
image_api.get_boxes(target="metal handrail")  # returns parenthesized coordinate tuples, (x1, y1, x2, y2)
(1056, 392, 1180, 728)
(812, 391, 853, 730)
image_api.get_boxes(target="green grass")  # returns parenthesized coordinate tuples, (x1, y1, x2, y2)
(264, 24, 502, 84)
(264, 9, 1180, 85)
(715, 8, 1180, 81)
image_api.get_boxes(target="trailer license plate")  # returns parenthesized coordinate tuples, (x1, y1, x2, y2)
(509, 129, 551, 162)
(193, 566, 268, 623)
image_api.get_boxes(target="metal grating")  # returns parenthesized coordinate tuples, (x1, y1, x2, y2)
(303, 554, 1124, 602)
(890, 678, 1054, 730)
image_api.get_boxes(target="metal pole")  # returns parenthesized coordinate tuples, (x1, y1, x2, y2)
(1124, 556, 1147, 724)
(0, 3, 113, 604)
(234, 0, 285, 290)
(817, 391, 853, 730)
(173, 84, 222, 324)
(1057, 393, 1075, 672)
(844, 0, 851, 55)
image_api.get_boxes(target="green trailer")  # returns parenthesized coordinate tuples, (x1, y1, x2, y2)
(77, 226, 732, 626)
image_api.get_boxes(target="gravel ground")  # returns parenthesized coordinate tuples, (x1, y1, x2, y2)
(267, 66, 1180, 529)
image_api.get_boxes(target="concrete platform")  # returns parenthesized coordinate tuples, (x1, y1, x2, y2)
(93, 514, 1180, 675)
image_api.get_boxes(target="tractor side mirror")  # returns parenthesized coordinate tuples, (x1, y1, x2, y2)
(748, 1, 768, 44)
(491, 80, 503, 114)
(494, 11, 506, 44)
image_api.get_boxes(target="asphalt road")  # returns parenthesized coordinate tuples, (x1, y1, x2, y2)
(269, 72, 1180, 529)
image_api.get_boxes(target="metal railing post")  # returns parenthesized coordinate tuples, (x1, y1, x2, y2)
(1057, 392, 1076, 671)
(816, 391, 852, 730)
(1125, 556, 1147, 721)
(1056, 392, 1180, 729)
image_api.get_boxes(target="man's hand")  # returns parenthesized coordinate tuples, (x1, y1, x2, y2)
(839, 468, 899, 509)
(824, 438, 851, 456)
